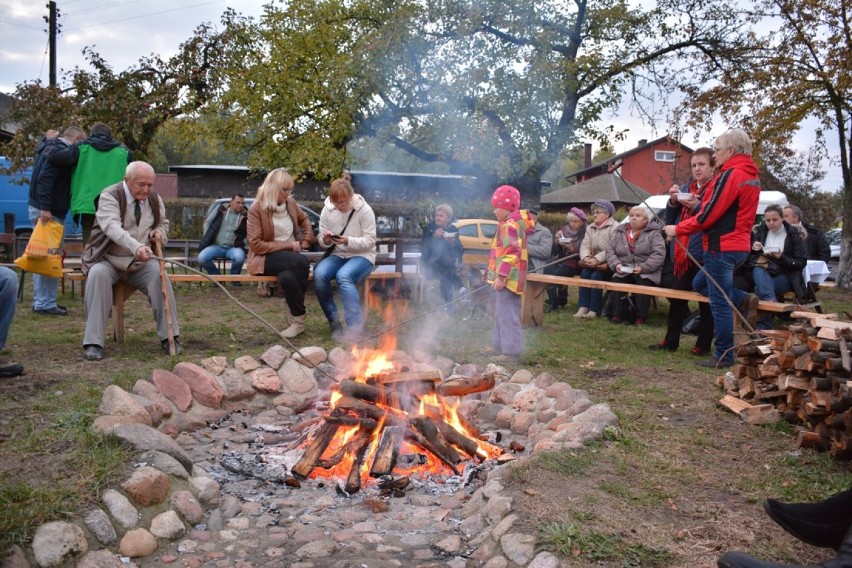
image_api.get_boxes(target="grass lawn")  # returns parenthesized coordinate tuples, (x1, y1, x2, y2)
(1, 275, 851, 566)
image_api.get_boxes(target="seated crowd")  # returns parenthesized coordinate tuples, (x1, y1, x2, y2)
(1, 128, 834, 373)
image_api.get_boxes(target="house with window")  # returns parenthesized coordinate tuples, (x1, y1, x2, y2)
(566, 135, 694, 195)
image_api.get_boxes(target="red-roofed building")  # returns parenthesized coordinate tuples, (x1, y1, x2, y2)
(154, 173, 178, 201)
(567, 135, 694, 195)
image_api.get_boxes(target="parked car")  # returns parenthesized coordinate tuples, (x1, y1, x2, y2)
(0, 157, 81, 238)
(204, 198, 321, 245)
(826, 227, 841, 280)
(624, 190, 789, 226)
(455, 218, 498, 265)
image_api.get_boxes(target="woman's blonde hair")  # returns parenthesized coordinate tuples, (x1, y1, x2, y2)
(329, 172, 354, 202)
(256, 168, 294, 210)
(628, 206, 652, 224)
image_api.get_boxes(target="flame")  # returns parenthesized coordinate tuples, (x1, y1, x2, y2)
(304, 299, 500, 485)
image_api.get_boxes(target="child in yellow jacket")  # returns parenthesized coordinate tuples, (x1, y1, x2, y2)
(484, 185, 535, 364)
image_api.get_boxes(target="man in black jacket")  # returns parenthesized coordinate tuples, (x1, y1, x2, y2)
(783, 205, 831, 262)
(197, 195, 248, 280)
(27, 126, 86, 316)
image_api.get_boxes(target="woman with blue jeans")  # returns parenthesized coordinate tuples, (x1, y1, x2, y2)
(574, 199, 617, 318)
(314, 173, 377, 342)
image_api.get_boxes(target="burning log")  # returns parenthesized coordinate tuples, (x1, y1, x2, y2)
(435, 420, 482, 460)
(410, 416, 463, 466)
(291, 412, 343, 479)
(369, 425, 403, 477)
(344, 433, 374, 494)
(323, 413, 378, 430)
(316, 429, 371, 469)
(405, 424, 460, 475)
(339, 379, 381, 402)
(334, 396, 389, 422)
(436, 375, 496, 397)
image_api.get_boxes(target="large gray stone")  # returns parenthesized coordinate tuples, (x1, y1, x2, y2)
(84, 508, 117, 545)
(98, 385, 152, 426)
(136, 450, 190, 479)
(108, 423, 193, 470)
(32, 521, 88, 567)
(75, 549, 128, 568)
(102, 488, 140, 529)
(149, 510, 186, 539)
(499, 533, 537, 566)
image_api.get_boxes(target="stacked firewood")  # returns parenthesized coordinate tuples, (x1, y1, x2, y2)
(719, 311, 852, 460)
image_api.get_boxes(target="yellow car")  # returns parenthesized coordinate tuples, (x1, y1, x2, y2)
(454, 218, 498, 265)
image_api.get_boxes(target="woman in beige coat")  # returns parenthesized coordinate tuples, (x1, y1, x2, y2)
(574, 199, 618, 318)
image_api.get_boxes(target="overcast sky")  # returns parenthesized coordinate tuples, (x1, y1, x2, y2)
(0, 0, 842, 194)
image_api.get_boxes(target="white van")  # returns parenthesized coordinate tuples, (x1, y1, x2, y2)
(625, 190, 788, 224)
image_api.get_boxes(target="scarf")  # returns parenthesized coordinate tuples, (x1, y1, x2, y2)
(626, 227, 641, 253)
(558, 223, 585, 266)
(673, 180, 706, 278)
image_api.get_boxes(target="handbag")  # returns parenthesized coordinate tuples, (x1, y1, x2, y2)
(14, 219, 64, 277)
(321, 210, 356, 260)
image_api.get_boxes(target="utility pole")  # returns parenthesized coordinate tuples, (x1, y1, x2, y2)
(47, 1, 57, 87)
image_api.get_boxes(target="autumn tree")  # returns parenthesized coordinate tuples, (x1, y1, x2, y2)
(679, 0, 852, 288)
(212, 0, 756, 202)
(0, 23, 227, 180)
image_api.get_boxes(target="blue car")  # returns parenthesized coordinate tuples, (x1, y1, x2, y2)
(0, 157, 82, 238)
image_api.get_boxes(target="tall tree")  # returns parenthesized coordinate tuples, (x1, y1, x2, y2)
(0, 23, 227, 180)
(214, 0, 754, 202)
(679, 0, 852, 288)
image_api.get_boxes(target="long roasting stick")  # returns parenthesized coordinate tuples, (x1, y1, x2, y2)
(154, 239, 176, 355)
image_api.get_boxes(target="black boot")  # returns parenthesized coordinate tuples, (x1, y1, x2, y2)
(718, 524, 852, 568)
(764, 489, 852, 550)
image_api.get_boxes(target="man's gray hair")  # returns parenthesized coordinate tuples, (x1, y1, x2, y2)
(785, 204, 803, 222)
(716, 128, 753, 156)
(125, 161, 154, 179)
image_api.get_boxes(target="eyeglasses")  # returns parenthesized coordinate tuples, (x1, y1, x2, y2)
(591, 210, 607, 215)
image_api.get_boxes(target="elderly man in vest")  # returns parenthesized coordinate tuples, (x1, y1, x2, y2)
(79, 161, 180, 361)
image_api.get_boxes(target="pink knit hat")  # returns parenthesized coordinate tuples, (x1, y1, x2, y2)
(490, 185, 520, 212)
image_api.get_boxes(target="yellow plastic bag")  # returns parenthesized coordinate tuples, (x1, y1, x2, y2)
(14, 220, 64, 277)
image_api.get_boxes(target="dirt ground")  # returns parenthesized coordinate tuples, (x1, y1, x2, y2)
(2, 285, 851, 566)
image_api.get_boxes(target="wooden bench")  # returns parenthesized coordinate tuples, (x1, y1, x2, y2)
(66, 270, 402, 342)
(520, 272, 819, 327)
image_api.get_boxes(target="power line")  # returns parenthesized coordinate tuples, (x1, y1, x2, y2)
(0, 17, 44, 31)
(64, 0, 144, 18)
(63, 0, 225, 32)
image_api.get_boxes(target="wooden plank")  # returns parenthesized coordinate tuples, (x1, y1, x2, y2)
(740, 404, 782, 424)
(521, 273, 799, 326)
(718, 395, 753, 415)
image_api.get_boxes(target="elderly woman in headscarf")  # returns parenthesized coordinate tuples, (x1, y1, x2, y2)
(545, 207, 587, 312)
(605, 206, 666, 325)
(574, 199, 618, 318)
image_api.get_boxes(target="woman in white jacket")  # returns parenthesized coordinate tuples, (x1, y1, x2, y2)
(314, 173, 377, 341)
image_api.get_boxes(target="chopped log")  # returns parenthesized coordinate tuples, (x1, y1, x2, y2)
(369, 425, 403, 477)
(344, 431, 373, 494)
(403, 427, 460, 475)
(436, 375, 497, 397)
(757, 364, 782, 379)
(839, 337, 851, 372)
(291, 416, 323, 432)
(740, 404, 781, 424)
(810, 351, 834, 366)
(791, 310, 837, 322)
(796, 430, 828, 450)
(738, 377, 755, 399)
(817, 327, 839, 340)
(808, 337, 840, 353)
(830, 437, 852, 460)
(793, 352, 812, 371)
(454, 409, 482, 440)
(316, 429, 370, 469)
(789, 344, 811, 357)
(719, 395, 753, 415)
(435, 420, 482, 459)
(338, 379, 381, 403)
(323, 413, 378, 430)
(754, 389, 787, 400)
(334, 396, 389, 422)
(291, 418, 342, 479)
(372, 370, 441, 384)
(778, 374, 811, 391)
(410, 416, 463, 465)
(810, 376, 835, 391)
